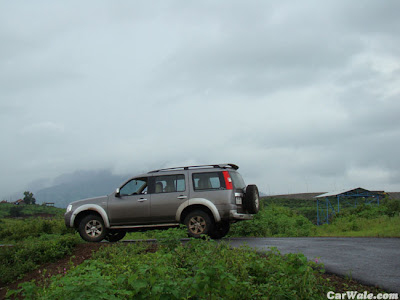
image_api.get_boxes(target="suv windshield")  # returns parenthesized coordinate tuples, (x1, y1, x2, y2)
(230, 171, 246, 190)
(120, 178, 147, 195)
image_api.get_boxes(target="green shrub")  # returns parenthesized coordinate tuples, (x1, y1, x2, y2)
(0, 234, 80, 285)
(383, 198, 400, 217)
(10, 240, 330, 299)
(8, 206, 24, 218)
(230, 205, 315, 237)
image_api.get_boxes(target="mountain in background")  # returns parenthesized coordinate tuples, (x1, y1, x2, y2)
(35, 170, 129, 208)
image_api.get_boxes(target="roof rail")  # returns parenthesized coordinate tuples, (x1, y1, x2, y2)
(148, 163, 239, 173)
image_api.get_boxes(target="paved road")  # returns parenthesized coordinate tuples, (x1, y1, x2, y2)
(224, 237, 400, 293)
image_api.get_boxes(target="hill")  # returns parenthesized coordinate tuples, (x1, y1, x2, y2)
(35, 170, 129, 208)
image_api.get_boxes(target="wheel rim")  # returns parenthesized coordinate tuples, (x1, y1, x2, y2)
(85, 220, 103, 237)
(188, 216, 206, 234)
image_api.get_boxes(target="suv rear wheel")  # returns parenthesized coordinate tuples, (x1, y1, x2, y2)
(105, 230, 126, 242)
(184, 210, 214, 238)
(209, 221, 230, 239)
(78, 214, 108, 242)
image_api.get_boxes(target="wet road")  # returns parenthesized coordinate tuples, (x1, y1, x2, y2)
(225, 237, 400, 293)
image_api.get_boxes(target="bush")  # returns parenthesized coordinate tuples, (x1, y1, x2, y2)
(383, 198, 400, 217)
(229, 205, 315, 237)
(8, 206, 24, 218)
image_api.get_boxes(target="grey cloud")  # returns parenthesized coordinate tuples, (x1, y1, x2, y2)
(1, 1, 400, 198)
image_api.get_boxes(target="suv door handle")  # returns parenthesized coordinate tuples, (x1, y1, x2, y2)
(177, 195, 187, 200)
(138, 198, 148, 202)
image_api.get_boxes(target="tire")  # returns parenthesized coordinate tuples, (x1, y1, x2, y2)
(184, 210, 214, 238)
(209, 221, 230, 239)
(78, 214, 108, 242)
(244, 184, 260, 214)
(105, 230, 126, 242)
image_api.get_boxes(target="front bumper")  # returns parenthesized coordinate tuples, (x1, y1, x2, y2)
(229, 210, 254, 220)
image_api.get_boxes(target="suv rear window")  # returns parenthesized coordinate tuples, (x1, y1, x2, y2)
(193, 172, 226, 191)
(230, 171, 246, 190)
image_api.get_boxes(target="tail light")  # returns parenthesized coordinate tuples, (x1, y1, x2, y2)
(222, 171, 233, 190)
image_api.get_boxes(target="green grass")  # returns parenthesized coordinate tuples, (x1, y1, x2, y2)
(1, 195, 398, 294)
(229, 205, 316, 237)
(0, 218, 74, 243)
(8, 239, 331, 299)
(314, 215, 400, 237)
(313, 202, 400, 237)
(0, 234, 80, 285)
(124, 226, 187, 241)
(1, 198, 396, 298)
(0, 212, 78, 285)
(0, 203, 65, 219)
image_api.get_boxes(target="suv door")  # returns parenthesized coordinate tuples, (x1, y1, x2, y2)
(108, 177, 150, 225)
(149, 173, 188, 223)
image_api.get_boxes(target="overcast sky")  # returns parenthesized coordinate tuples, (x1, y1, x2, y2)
(1, 1, 400, 198)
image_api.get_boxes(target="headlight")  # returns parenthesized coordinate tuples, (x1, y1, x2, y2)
(66, 205, 72, 213)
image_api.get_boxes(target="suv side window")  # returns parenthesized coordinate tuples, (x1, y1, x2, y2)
(154, 174, 185, 193)
(193, 172, 226, 191)
(120, 177, 148, 196)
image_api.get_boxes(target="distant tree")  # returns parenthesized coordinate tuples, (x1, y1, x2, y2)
(23, 191, 36, 205)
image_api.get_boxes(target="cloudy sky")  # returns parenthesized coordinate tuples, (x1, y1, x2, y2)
(1, 1, 400, 198)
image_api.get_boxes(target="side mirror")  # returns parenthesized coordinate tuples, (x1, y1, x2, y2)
(115, 188, 121, 197)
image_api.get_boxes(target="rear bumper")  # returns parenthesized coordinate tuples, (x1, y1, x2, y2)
(229, 210, 254, 220)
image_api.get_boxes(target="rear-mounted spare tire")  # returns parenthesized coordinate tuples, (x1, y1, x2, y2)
(244, 184, 260, 214)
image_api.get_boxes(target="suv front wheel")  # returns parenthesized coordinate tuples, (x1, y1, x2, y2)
(184, 210, 214, 238)
(78, 214, 108, 242)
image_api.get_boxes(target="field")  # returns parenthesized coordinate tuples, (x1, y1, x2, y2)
(1, 197, 398, 299)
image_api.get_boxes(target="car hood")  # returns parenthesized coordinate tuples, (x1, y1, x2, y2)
(69, 195, 108, 207)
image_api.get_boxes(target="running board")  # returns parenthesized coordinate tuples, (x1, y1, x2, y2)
(110, 223, 180, 230)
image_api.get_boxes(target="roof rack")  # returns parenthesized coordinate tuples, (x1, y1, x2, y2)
(148, 163, 239, 173)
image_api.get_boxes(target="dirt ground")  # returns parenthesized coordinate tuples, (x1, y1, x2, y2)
(0, 243, 105, 299)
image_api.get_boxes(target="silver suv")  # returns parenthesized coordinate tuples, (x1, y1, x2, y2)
(65, 163, 259, 242)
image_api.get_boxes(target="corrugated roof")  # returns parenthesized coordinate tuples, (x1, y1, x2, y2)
(315, 187, 372, 198)
(315, 189, 352, 198)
